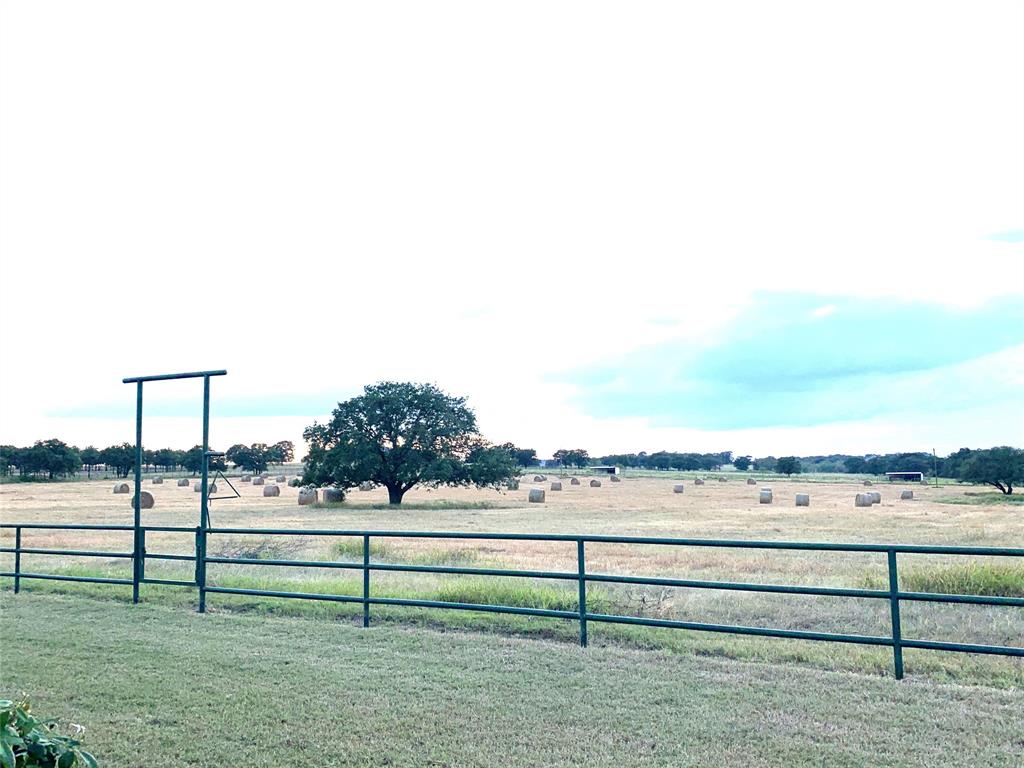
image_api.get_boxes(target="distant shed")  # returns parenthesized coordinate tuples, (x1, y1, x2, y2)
(591, 466, 620, 475)
(886, 471, 923, 482)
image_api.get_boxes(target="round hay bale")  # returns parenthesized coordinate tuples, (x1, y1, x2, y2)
(673, 484, 685, 494)
(528, 488, 545, 503)
(694, 478, 705, 486)
(151, 477, 163, 485)
(863, 480, 873, 486)
(241, 475, 252, 483)
(130, 490, 154, 509)
(610, 475, 621, 483)
(759, 489, 773, 504)
(113, 483, 129, 494)
(550, 481, 562, 491)
(276, 475, 286, 482)
(359, 481, 374, 492)
(209, 483, 217, 494)
(718, 477, 727, 483)
(870, 491, 882, 504)
(193, 482, 202, 492)
(298, 488, 318, 506)
(260, 472, 269, 479)
(746, 478, 757, 485)
(506, 479, 520, 491)
(322, 488, 343, 503)
(263, 484, 281, 497)
(795, 493, 810, 507)
(855, 493, 873, 507)
(533, 475, 546, 482)
(176, 478, 189, 487)
(901, 490, 914, 500)
(253, 476, 265, 486)
(570, 477, 580, 485)
(590, 479, 602, 488)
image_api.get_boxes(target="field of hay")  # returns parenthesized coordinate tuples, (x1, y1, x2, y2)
(2, 473, 1021, 684)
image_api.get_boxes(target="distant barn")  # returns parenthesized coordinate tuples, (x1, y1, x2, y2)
(886, 471, 923, 482)
(591, 465, 620, 475)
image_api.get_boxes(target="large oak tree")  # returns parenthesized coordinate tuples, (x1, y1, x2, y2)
(302, 382, 518, 505)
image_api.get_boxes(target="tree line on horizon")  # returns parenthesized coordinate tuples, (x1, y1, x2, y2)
(3, 377, 1022, 500)
(503, 448, 1007, 480)
(0, 440, 295, 479)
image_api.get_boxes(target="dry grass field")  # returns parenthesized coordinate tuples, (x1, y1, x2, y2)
(2, 473, 1021, 685)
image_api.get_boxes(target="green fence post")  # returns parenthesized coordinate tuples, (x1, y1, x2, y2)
(577, 539, 588, 648)
(887, 549, 905, 680)
(132, 380, 143, 604)
(363, 534, 371, 628)
(198, 375, 211, 614)
(197, 526, 207, 613)
(138, 529, 146, 583)
(13, 527, 21, 594)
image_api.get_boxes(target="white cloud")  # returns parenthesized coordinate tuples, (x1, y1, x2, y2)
(1, 1, 1022, 457)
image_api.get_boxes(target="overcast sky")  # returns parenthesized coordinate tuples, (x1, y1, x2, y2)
(1, 1, 1022, 460)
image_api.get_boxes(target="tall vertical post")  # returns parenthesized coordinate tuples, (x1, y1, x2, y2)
(887, 549, 904, 680)
(13, 527, 21, 594)
(201, 375, 211, 530)
(197, 375, 211, 613)
(362, 534, 371, 627)
(132, 381, 143, 604)
(577, 539, 588, 648)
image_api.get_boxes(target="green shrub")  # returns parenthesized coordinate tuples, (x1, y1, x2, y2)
(0, 697, 97, 767)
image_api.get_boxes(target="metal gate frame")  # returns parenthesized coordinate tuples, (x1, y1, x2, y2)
(122, 369, 226, 610)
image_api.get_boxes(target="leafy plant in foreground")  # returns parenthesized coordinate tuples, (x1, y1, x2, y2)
(0, 697, 97, 767)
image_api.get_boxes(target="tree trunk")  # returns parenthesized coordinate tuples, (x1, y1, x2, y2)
(386, 485, 404, 505)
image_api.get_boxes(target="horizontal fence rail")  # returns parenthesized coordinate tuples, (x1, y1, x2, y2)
(1, 522, 1022, 680)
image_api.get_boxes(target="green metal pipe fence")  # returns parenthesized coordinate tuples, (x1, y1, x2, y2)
(2, 522, 1022, 680)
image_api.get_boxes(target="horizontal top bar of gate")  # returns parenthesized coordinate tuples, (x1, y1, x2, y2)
(0, 524, 195, 532)
(122, 369, 227, 383)
(204, 527, 1024, 557)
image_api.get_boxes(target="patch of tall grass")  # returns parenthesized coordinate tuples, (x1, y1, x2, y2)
(933, 492, 1023, 507)
(328, 539, 481, 566)
(863, 563, 1024, 597)
(310, 500, 508, 511)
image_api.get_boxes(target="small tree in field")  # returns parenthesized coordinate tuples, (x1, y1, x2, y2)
(100, 443, 135, 478)
(269, 440, 295, 465)
(302, 382, 518, 504)
(553, 448, 590, 468)
(79, 446, 101, 478)
(182, 445, 226, 475)
(732, 455, 751, 471)
(776, 456, 802, 477)
(957, 447, 1023, 495)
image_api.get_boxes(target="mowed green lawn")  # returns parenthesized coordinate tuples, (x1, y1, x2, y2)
(2, 593, 1022, 767)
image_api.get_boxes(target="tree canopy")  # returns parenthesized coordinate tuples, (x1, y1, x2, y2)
(553, 448, 590, 468)
(497, 444, 537, 467)
(16, 439, 81, 479)
(227, 443, 273, 474)
(776, 456, 802, 476)
(302, 382, 519, 504)
(956, 447, 1023, 495)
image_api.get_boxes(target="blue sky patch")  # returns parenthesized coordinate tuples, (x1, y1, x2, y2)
(562, 294, 1024, 429)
